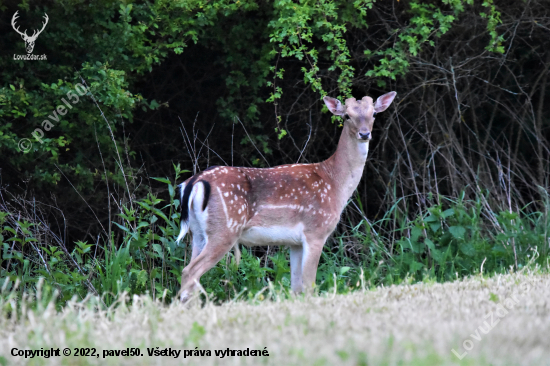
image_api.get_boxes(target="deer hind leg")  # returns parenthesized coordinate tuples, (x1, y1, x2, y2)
(179, 235, 235, 303)
(190, 234, 205, 260)
(289, 245, 304, 293)
(300, 235, 327, 293)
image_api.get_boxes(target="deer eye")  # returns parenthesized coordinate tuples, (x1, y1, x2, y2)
(344, 114, 350, 120)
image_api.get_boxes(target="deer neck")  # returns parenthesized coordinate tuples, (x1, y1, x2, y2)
(319, 123, 369, 207)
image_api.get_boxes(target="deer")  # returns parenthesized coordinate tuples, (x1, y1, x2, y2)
(11, 11, 49, 54)
(176, 91, 396, 303)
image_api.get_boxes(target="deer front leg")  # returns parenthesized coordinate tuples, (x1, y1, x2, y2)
(300, 236, 326, 293)
(289, 245, 304, 293)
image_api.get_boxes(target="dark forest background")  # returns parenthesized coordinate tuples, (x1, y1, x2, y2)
(1, 0, 550, 301)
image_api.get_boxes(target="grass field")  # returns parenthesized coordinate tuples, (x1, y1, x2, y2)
(1, 269, 549, 366)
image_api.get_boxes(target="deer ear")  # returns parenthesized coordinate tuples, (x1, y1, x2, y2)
(374, 91, 397, 113)
(323, 96, 345, 116)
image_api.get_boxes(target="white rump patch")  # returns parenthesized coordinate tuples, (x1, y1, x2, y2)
(186, 182, 209, 253)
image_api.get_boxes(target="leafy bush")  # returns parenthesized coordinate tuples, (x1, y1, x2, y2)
(2, 165, 548, 306)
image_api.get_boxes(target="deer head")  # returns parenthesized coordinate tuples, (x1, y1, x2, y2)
(323, 91, 397, 142)
(11, 11, 49, 54)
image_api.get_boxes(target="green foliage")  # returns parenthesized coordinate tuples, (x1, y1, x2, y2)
(480, 0, 505, 53)
(3, 165, 548, 306)
(269, 0, 370, 97)
(2, 0, 532, 306)
(1, 0, 505, 190)
(355, 193, 548, 286)
(365, 0, 504, 86)
(1, 0, 255, 190)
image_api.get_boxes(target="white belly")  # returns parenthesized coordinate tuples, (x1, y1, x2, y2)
(239, 223, 304, 246)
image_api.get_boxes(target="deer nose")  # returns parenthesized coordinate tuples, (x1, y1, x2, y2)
(358, 131, 371, 140)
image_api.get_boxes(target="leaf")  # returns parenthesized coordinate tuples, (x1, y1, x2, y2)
(136, 221, 150, 230)
(130, 237, 148, 250)
(168, 184, 175, 198)
(424, 215, 438, 222)
(411, 226, 423, 242)
(409, 260, 424, 272)
(149, 99, 160, 110)
(137, 270, 148, 287)
(491, 245, 508, 254)
(429, 222, 441, 233)
(442, 208, 455, 218)
(339, 266, 351, 275)
(425, 238, 444, 263)
(431, 248, 445, 264)
(424, 238, 435, 251)
(152, 243, 163, 257)
(499, 210, 518, 221)
(449, 226, 466, 239)
(460, 242, 476, 256)
(113, 222, 131, 233)
(410, 238, 426, 254)
(3, 227, 16, 234)
(151, 177, 171, 184)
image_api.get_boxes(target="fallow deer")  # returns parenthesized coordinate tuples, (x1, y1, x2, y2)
(176, 92, 397, 302)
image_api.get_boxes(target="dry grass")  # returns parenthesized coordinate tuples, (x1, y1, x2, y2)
(1, 269, 550, 366)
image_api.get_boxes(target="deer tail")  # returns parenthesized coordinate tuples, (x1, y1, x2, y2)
(176, 177, 211, 243)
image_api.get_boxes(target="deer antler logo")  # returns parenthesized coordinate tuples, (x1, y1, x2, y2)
(11, 11, 49, 54)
